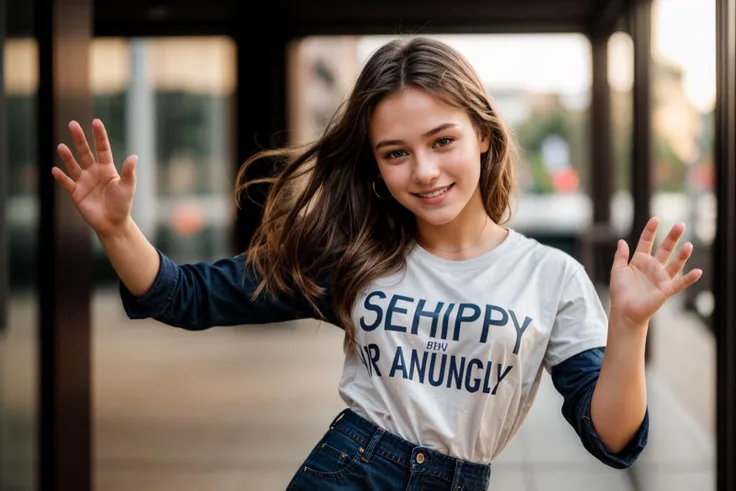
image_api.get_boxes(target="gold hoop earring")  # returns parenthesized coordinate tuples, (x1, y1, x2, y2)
(372, 179, 393, 200)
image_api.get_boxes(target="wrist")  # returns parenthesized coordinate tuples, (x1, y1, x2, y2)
(97, 217, 136, 244)
(607, 309, 649, 350)
(608, 306, 650, 331)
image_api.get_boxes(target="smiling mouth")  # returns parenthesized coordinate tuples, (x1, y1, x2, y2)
(412, 183, 454, 198)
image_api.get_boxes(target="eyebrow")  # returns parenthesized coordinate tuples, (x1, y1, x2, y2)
(374, 123, 458, 150)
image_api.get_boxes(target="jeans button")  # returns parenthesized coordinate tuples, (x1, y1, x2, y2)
(416, 452, 425, 464)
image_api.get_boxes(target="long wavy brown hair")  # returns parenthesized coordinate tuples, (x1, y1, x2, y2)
(235, 36, 516, 353)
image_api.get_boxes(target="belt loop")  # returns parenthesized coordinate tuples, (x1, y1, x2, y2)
(359, 427, 385, 462)
(451, 459, 464, 489)
(329, 408, 350, 429)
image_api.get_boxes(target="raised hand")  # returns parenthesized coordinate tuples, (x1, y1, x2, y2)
(52, 119, 138, 238)
(609, 217, 703, 326)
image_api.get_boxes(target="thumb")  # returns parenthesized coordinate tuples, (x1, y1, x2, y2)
(611, 239, 630, 271)
(120, 155, 137, 188)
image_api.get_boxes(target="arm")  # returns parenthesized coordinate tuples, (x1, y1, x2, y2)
(119, 241, 333, 330)
(590, 314, 648, 454)
(98, 217, 159, 297)
(549, 217, 701, 468)
(544, 266, 648, 468)
(543, 264, 647, 468)
(589, 217, 701, 454)
(550, 347, 649, 469)
(103, 217, 329, 329)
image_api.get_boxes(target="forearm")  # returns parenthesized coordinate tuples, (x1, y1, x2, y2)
(590, 311, 648, 453)
(98, 218, 160, 297)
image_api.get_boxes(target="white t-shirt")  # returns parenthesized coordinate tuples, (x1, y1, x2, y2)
(337, 228, 609, 463)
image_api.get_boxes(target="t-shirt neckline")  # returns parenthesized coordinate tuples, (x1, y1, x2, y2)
(410, 228, 521, 271)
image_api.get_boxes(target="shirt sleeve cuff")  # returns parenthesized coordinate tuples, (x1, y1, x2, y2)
(578, 390, 650, 469)
(119, 249, 181, 319)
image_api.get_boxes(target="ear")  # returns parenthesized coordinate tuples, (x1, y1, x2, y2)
(479, 130, 491, 154)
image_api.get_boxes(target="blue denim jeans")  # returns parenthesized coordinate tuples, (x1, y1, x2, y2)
(286, 409, 491, 490)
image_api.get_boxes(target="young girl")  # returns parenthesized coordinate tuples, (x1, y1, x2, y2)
(52, 37, 701, 490)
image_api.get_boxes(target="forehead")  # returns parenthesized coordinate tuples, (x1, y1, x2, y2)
(369, 88, 469, 139)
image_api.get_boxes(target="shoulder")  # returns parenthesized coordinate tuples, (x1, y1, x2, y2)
(504, 228, 585, 284)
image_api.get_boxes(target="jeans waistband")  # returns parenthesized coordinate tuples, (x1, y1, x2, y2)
(329, 408, 491, 489)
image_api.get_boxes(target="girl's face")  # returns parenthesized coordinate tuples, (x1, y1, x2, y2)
(369, 87, 490, 228)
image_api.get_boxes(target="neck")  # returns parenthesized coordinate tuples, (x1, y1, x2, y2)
(416, 189, 508, 260)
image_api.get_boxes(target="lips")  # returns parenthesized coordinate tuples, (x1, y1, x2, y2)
(412, 183, 454, 198)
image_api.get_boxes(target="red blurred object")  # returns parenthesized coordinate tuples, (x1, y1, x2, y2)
(552, 168, 580, 192)
(170, 202, 205, 236)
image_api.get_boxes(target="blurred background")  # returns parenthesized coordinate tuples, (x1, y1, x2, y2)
(2, 0, 734, 490)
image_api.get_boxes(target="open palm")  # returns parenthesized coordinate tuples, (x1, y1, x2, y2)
(609, 217, 702, 326)
(52, 120, 138, 237)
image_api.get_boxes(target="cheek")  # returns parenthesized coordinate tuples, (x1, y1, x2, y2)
(379, 166, 411, 192)
(443, 149, 481, 181)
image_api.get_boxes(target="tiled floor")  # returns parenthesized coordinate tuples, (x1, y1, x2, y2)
(1, 290, 717, 491)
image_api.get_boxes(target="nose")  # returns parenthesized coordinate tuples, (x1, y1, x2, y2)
(413, 153, 440, 184)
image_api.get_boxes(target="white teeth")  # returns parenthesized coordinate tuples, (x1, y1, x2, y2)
(418, 185, 451, 198)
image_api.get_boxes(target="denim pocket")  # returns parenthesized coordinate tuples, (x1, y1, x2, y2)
(301, 428, 363, 480)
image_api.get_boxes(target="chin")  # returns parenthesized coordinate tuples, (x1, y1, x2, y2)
(413, 207, 463, 226)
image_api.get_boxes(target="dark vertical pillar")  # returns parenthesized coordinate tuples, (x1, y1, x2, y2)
(583, 30, 616, 286)
(629, 0, 653, 360)
(233, 17, 288, 253)
(591, 32, 612, 227)
(630, 0, 652, 245)
(36, 0, 94, 489)
(0, 0, 7, 334)
(715, 1, 736, 490)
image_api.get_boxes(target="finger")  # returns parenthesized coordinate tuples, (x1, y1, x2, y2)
(57, 143, 82, 180)
(634, 217, 660, 256)
(51, 167, 76, 194)
(92, 119, 114, 164)
(672, 268, 703, 295)
(120, 155, 137, 188)
(69, 121, 95, 168)
(666, 241, 693, 278)
(654, 222, 685, 264)
(611, 239, 630, 271)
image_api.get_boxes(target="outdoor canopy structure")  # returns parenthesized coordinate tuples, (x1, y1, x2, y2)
(1, 0, 734, 490)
